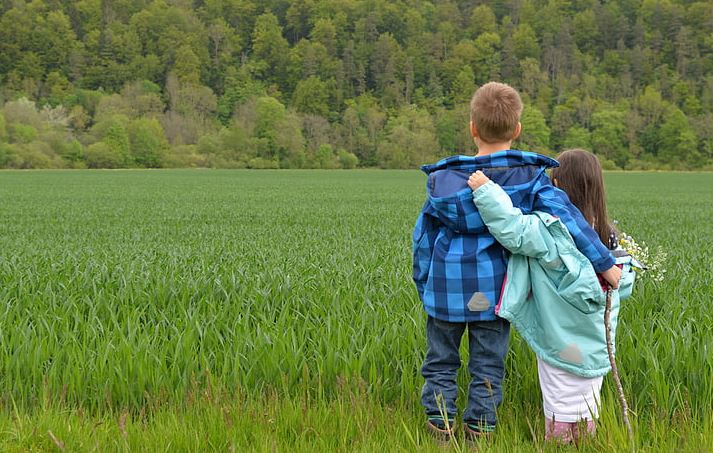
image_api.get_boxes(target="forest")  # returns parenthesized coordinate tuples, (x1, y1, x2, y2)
(0, 0, 711, 170)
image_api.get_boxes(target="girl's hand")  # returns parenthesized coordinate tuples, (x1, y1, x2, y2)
(468, 171, 490, 191)
(601, 265, 622, 289)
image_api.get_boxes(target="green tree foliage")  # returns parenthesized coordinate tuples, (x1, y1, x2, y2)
(254, 96, 287, 156)
(251, 13, 290, 85)
(562, 127, 593, 151)
(472, 32, 502, 84)
(339, 95, 386, 166)
(217, 67, 265, 125)
(658, 107, 699, 168)
(173, 45, 202, 85)
(292, 76, 330, 117)
(469, 5, 497, 38)
(315, 144, 339, 169)
(511, 24, 541, 61)
(377, 105, 439, 168)
(103, 119, 132, 167)
(516, 105, 550, 153)
(0, 113, 6, 142)
(451, 66, 476, 105)
(0, 0, 711, 169)
(338, 149, 359, 169)
(85, 142, 123, 169)
(129, 118, 169, 168)
(9, 124, 38, 144)
(591, 108, 629, 168)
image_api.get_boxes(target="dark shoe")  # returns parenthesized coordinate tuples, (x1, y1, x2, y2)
(464, 422, 495, 442)
(426, 415, 455, 442)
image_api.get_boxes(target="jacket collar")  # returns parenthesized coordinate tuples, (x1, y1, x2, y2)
(421, 150, 559, 174)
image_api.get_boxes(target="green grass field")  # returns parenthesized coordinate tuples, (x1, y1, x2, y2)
(0, 170, 711, 451)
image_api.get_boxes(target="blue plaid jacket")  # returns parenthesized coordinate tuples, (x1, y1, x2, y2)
(412, 151, 615, 322)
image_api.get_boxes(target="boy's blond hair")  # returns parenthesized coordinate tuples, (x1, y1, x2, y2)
(470, 82, 523, 144)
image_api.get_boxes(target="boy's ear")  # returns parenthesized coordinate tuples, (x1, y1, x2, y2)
(470, 121, 479, 139)
(553, 177, 559, 188)
(512, 122, 522, 140)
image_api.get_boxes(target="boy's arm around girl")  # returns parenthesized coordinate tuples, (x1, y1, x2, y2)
(468, 170, 622, 289)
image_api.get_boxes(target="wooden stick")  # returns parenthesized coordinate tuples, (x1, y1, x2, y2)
(604, 287, 634, 445)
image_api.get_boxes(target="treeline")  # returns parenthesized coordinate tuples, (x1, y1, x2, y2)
(0, 0, 711, 170)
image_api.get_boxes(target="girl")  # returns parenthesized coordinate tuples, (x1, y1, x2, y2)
(468, 149, 635, 444)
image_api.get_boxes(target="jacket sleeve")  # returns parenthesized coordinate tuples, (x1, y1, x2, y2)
(412, 205, 437, 299)
(532, 180, 615, 273)
(615, 254, 638, 300)
(472, 181, 550, 258)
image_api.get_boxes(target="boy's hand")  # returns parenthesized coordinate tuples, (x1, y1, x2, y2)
(601, 265, 622, 289)
(468, 171, 490, 191)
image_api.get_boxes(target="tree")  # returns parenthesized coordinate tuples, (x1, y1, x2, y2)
(469, 5, 497, 38)
(550, 101, 577, 151)
(658, 106, 699, 168)
(164, 74, 219, 145)
(315, 143, 339, 169)
(516, 105, 550, 153)
(292, 39, 338, 81)
(274, 110, 305, 168)
(254, 96, 286, 157)
(173, 45, 202, 85)
(2, 98, 41, 129)
(129, 118, 168, 167)
(85, 142, 123, 168)
(635, 86, 668, 159)
(292, 76, 329, 117)
(122, 81, 165, 118)
(562, 126, 593, 151)
(377, 105, 438, 168)
(43, 72, 73, 107)
(434, 108, 457, 154)
(451, 66, 475, 105)
(370, 33, 405, 107)
(511, 24, 541, 61)
(0, 113, 6, 142)
(285, 0, 314, 43)
(205, 18, 242, 89)
(0, 7, 33, 74)
(311, 18, 337, 57)
(217, 67, 265, 125)
(59, 139, 85, 167)
(472, 32, 502, 84)
(237, 95, 305, 167)
(339, 95, 386, 166)
(103, 118, 132, 166)
(0, 0, 710, 170)
(591, 108, 628, 168)
(337, 149, 358, 169)
(251, 13, 289, 85)
(441, 40, 477, 97)
(519, 58, 547, 102)
(9, 124, 38, 144)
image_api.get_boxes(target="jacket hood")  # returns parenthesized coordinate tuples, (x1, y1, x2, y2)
(421, 151, 559, 174)
(421, 151, 559, 233)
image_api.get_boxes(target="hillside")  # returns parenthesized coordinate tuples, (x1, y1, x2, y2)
(0, 0, 711, 169)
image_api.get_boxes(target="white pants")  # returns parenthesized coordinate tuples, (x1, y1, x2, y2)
(537, 358, 603, 423)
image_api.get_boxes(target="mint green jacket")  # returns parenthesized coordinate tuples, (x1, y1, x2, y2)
(472, 181, 636, 378)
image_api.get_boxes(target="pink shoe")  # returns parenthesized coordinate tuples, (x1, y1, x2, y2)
(571, 420, 596, 444)
(545, 419, 596, 444)
(545, 420, 575, 443)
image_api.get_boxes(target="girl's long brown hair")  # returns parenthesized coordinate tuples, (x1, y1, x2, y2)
(551, 149, 611, 246)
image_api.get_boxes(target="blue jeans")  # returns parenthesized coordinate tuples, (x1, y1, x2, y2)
(421, 315, 510, 427)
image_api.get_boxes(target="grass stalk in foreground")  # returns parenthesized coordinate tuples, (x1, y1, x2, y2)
(1, 387, 711, 452)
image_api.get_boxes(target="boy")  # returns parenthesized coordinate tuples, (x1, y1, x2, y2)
(412, 82, 621, 441)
